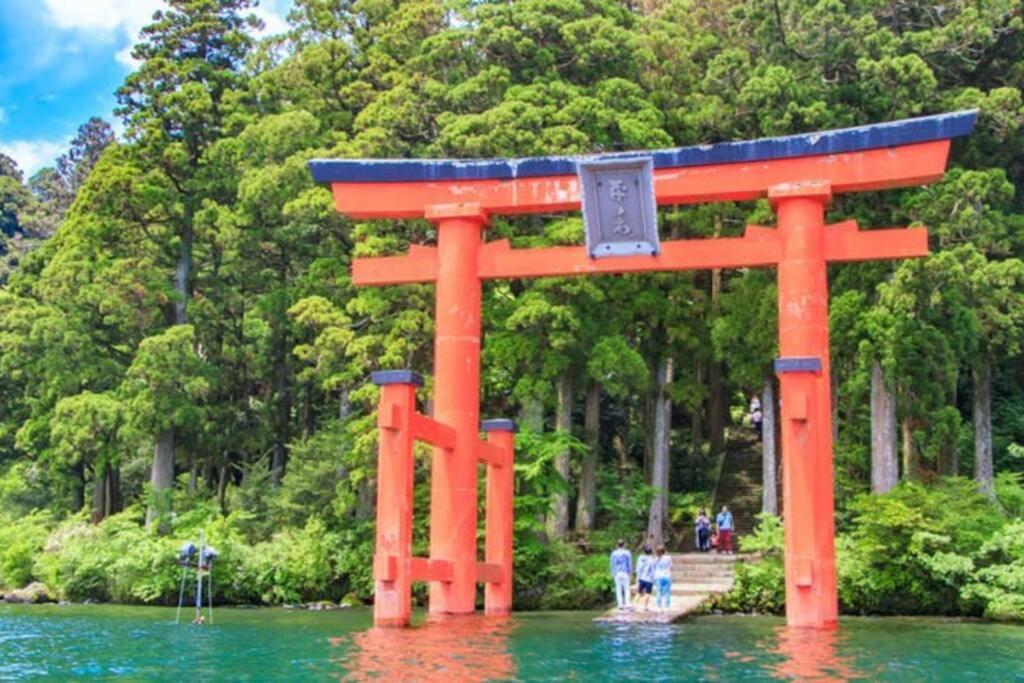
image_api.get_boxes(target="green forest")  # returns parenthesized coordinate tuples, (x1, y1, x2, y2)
(1, 0, 1024, 619)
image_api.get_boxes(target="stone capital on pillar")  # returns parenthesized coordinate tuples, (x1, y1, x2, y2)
(424, 202, 490, 225)
(768, 180, 832, 207)
(482, 418, 518, 433)
(371, 370, 425, 387)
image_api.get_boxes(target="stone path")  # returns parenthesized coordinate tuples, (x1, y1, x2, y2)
(593, 553, 743, 624)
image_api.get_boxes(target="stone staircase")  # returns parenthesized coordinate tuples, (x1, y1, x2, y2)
(594, 552, 742, 624)
(670, 552, 738, 596)
(595, 435, 766, 624)
(711, 435, 764, 545)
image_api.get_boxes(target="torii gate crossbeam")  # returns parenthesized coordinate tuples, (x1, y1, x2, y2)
(310, 110, 976, 629)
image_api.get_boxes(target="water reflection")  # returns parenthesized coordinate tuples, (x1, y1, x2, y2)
(335, 614, 516, 681)
(765, 625, 865, 681)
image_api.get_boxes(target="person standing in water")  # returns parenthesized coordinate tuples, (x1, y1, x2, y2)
(609, 539, 632, 609)
(635, 545, 655, 611)
(653, 546, 673, 610)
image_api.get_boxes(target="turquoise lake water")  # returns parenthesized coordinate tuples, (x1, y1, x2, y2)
(2, 604, 1023, 680)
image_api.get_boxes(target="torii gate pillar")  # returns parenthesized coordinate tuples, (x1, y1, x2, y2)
(771, 182, 838, 628)
(427, 204, 487, 615)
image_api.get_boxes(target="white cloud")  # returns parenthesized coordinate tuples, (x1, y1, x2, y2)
(0, 139, 68, 176)
(42, 1, 291, 69)
(41, 0, 162, 34)
(253, 6, 289, 37)
(42, 0, 162, 69)
(109, 115, 127, 140)
(115, 43, 139, 69)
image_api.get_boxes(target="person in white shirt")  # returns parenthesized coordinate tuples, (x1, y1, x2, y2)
(609, 539, 632, 609)
(635, 545, 655, 611)
(750, 395, 764, 441)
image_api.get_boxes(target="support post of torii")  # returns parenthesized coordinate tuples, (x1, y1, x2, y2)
(369, 369, 516, 626)
(311, 111, 976, 629)
(427, 204, 488, 615)
(771, 181, 838, 627)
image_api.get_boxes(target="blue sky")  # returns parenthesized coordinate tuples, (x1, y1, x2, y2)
(0, 0, 291, 177)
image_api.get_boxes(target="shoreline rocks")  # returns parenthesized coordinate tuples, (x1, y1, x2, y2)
(2, 582, 55, 604)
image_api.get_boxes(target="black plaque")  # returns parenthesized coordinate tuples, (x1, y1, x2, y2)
(578, 157, 659, 258)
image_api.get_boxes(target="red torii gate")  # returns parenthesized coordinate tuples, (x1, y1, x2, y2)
(310, 110, 976, 629)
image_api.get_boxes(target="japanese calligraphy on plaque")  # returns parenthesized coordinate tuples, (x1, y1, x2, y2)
(578, 157, 659, 258)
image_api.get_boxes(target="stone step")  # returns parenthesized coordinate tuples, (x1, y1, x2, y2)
(671, 577, 734, 587)
(670, 585, 733, 595)
(671, 585, 733, 596)
(670, 554, 743, 563)
(672, 570, 734, 580)
(672, 562, 736, 571)
(671, 564, 738, 572)
(672, 579, 732, 586)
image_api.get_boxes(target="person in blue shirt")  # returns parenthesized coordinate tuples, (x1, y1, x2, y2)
(609, 539, 632, 609)
(635, 545, 655, 611)
(716, 505, 735, 554)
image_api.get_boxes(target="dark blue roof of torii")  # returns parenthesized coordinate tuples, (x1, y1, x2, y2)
(309, 110, 977, 184)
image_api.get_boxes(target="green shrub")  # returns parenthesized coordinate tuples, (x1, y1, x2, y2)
(173, 508, 261, 605)
(537, 546, 610, 610)
(713, 513, 785, 613)
(714, 558, 785, 614)
(100, 514, 177, 603)
(513, 539, 610, 610)
(995, 471, 1024, 518)
(716, 483, 1016, 619)
(35, 507, 272, 605)
(962, 520, 1024, 620)
(837, 479, 995, 615)
(247, 516, 342, 604)
(34, 515, 114, 601)
(738, 513, 783, 554)
(332, 521, 374, 601)
(0, 509, 53, 589)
